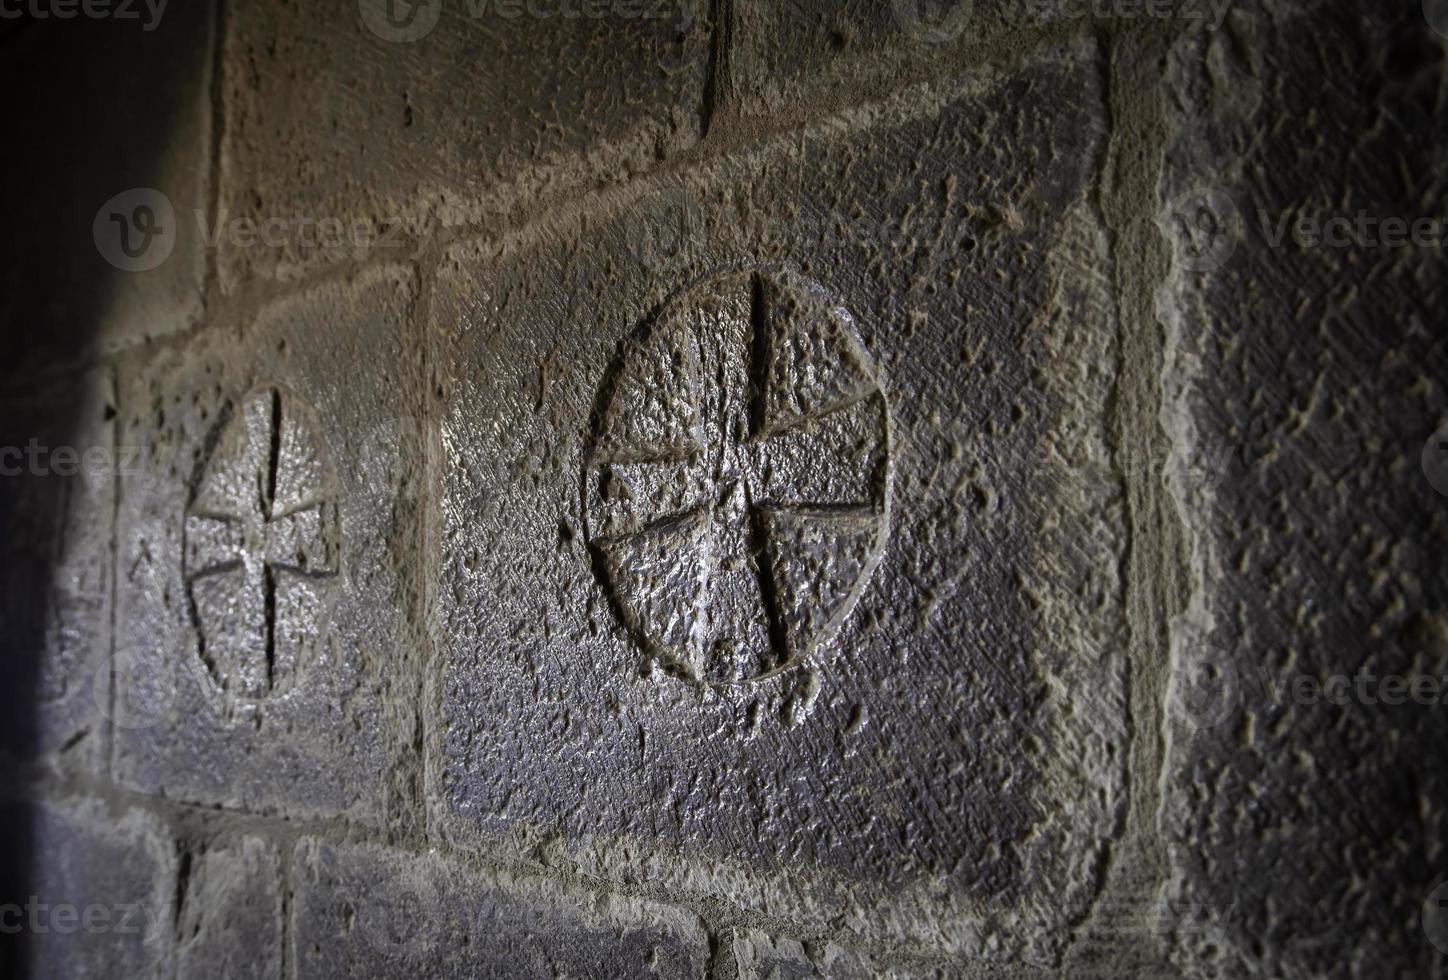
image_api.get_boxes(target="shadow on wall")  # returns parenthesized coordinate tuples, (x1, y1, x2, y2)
(0, 5, 211, 975)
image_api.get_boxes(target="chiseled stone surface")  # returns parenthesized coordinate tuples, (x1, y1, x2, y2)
(728, 0, 1081, 120)
(217, 0, 709, 288)
(0, 372, 115, 767)
(12, 797, 177, 980)
(176, 837, 284, 980)
(290, 839, 710, 978)
(111, 265, 424, 823)
(726, 928, 938, 979)
(1159, 1, 1448, 976)
(433, 39, 1123, 960)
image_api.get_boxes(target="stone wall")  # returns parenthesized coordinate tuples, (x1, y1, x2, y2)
(1, 0, 1444, 977)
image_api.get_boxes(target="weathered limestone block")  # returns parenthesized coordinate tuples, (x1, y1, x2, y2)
(728, 0, 1125, 121)
(1159, 1, 1448, 976)
(217, 0, 709, 288)
(176, 837, 284, 980)
(433, 39, 1124, 962)
(8, 797, 177, 980)
(290, 839, 710, 977)
(112, 265, 424, 823)
(0, 372, 115, 767)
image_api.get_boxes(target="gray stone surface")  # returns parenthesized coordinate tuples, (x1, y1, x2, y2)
(176, 837, 284, 980)
(0, 371, 116, 766)
(432, 39, 1124, 960)
(727, 928, 919, 979)
(217, 0, 709, 289)
(9, 0, 1441, 975)
(727, 0, 1084, 121)
(1, 0, 212, 371)
(290, 838, 710, 978)
(11, 797, 177, 980)
(1158, 1, 1448, 976)
(111, 265, 424, 823)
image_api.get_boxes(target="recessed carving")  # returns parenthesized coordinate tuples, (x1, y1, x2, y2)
(184, 385, 339, 701)
(584, 269, 891, 686)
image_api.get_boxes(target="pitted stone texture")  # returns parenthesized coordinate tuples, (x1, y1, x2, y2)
(727, 929, 933, 979)
(176, 838, 283, 980)
(435, 40, 1122, 960)
(218, 0, 708, 289)
(113, 265, 423, 823)
(0, 372, 115, 766)
(729, 0, 1078, 120)
(1159, 2, 1448, 977)
(290, 839, 709, 978)
(1, 0, 210, 371)
(9, 797, 177, 980)
(584, 269, 890, 686)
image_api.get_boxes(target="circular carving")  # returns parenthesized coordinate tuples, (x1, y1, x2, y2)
(583, 268, 891, 687)
(183, 385, 340, 701)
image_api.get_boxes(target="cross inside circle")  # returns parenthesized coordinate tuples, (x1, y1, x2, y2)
(585, 269, 891, 687)
(184, 386, 339, 701)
